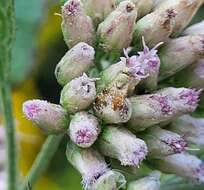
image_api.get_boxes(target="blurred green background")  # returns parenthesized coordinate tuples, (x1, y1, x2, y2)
(0, 0, 203, 189)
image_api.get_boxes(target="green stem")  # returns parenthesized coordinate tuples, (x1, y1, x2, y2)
(20, 134, 64, 190)
(0, 1, 17, 190)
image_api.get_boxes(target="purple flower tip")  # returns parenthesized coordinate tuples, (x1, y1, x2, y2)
(165, 138, 187, 154)
(179, 89, 202, 106)
(75, 128, 95, 145)
(63, 0, 80, 16)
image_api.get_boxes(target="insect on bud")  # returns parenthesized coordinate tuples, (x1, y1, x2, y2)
(61, 0, 95, 47)
(142, 126, 187, 158)
(22, 100, 68, 133)
(170, 115, 204, 146)
(128, 87, 201, 131)
(93, 89, 132, 124)
(97, 0, 137, 52)
(150, 152, 204, 183)
(154, 0, 203, 36)
(68, 112, 100, 148)
(98, 126, 148, 167)
(55, 42, 95, 86)
(60, 73, 97, 113)
(133, 9, 177, 48)
(159, 34, 204, 80)
(127, 171, 161, 190)
(82, 0, 116, 25)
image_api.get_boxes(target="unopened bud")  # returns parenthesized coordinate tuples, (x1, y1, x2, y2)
(154, 0, 203, 36)
(183, 20, 204, 35)
(61, 0, 95, 47)
(117, 0, 154, 18)
(93, 89, 132, 123)
(159, 35, 204, 80)
(150, 152, 204, 183)
(173, 59, 204, 89)
(170, 115, 204, 146)
(68, 112, 100, 148)
(133, 9, 177, 47)
(97, 0, 137, 51)
(22, 100, 68, 133)
(143, 126, 187, 158)
(66, 140, 126, 190)
(128, 87, 201, 131)
(98, 126, 148, 167)
(60, 74, 96, 113)
(127, 171, 161, 190)
(55, 42, 95, 86)
(82, 0, 116, 25)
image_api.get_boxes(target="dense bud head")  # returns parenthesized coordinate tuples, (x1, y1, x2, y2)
(143, 126, 187, 158)
(69, 112, 100, 148)
(128, 87, 201, 131)
(98, 126, 148, 167)
(66, 141, 109, 189)
(97, 0, 137, 51)
(60, 74, 96, 113)
(82, 0, 116, 25)
(22, 100, 68, 133)
(151, 153, 204, 183)
(170, 115, 204, 146)
(134, 8, 177, 47)
(55, 42, 95, 86)
(127, 171, 161, 190)
(93, 89, 132, 123)
(183, 20, 204, 35)
(159, 35, 204, 80)
(154, 0, 203, 36)
(61, 0, 95, 47)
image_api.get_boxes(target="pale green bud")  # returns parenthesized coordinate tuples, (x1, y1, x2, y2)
(159, 35, 204, 80)
(93, 89, 132, 123)
(98, 126, 148, 167)
(150, 152, 204, 183)
(170, 115, 204, 146)
(154, 0, 203, 36)
(82, 0, 116, 25)
(60, 74, 96, 113)
(133, 8, 177, 47)
(142, 126, 187, 158)
(183, 20, 204, 36)
(128, 87, 201, 131)
(127, 171, 161, 190)
(55, 42, 95, 86)
(61, 0, 95, 47)
(97, 0, 137, 51)
(68, 112, 100, 148)
(22, 100, 68, 133)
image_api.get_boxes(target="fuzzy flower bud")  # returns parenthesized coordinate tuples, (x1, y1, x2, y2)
(68, 112, 100, 148)
(66, 140, 126, 190)
(154, 0, 203, 36)
(150, 153, 204, 183)
(82, 0, 116, 25)
(159, 35, 204, 80)
(127, 171, 161, 190)
(97, 0, 137, 52)
(173, 59, 204, 89)
(55, 42, 95, 86)
(61, 0, 95, 47)
(142, 126, 187, 158)
(128, 87, 201, 131)
(183, 20, 204, 36)
(22, 100, 68, 133)
(170, 115, 204, 146)
(98, 126, 148, 167)
(133, 8, 177, 47)
(60, 74, 96, 113)
(117, 0, 154, 18)
(93, 89, 132, 123)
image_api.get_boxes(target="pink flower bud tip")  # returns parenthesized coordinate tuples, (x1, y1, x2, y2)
(63, 0, 79, 16)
